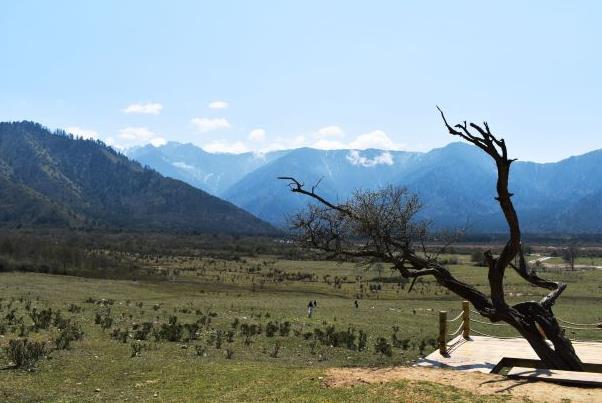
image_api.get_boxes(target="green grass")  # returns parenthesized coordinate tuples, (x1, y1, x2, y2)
(0, 252, 600, 401)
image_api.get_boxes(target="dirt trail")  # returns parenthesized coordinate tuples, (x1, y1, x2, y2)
(325, 366, 602, 402)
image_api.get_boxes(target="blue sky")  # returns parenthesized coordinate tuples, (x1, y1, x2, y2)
(1, 1, 600, 162)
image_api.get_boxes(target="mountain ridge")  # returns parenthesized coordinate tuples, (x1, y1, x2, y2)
(129, 141, 602, 233)
(0, 121, 276, 234)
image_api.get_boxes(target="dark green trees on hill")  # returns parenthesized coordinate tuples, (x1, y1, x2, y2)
(0, 121, 275, 234)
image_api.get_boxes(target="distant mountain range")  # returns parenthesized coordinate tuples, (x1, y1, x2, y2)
(129, 142, 602, 234)
(0, 122, 275, 234)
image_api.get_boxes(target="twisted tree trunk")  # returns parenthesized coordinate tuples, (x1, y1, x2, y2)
(280, 108, 584, 370)
(438, 107, 583, 370)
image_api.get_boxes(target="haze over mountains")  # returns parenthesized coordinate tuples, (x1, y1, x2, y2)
(1, 120, 600, 235)
(129, 142, 602, 234)
(0, 122, 275, 234)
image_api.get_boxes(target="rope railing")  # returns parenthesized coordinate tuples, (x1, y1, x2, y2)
(469, 328, 518, 339)
(470, 318, 508, 326)
(446, 312, 464, 323)
(437, 301, 602, 356)
(557, 318, 602, 327)
(570, 337, 602, 343)
(448, 322, 464, 339)
(563, 325, 602, 331)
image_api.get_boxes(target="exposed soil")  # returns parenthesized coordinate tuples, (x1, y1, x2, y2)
(325, 366, 602, 402)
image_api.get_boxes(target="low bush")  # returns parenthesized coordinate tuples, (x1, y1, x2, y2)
(6, 338, 48, 370)
(55, 321, 84, 350)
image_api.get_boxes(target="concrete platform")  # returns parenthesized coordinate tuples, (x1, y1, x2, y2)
(416, 335, 602, 374)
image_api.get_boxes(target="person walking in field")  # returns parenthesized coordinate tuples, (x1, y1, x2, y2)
(354, 300, 359, 309)
(307, 300, 314, 318)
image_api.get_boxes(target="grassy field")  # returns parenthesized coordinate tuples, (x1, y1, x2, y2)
(0, 252, 600, 401)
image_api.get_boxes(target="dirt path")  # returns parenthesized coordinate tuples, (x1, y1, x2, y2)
(325, 366, 602, 402)
(528, 256, 553, 264)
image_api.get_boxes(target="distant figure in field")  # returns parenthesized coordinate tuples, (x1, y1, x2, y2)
(354, 300, 359, 309)
(307, 300, 314, 318)
(313, 299, 317, 307)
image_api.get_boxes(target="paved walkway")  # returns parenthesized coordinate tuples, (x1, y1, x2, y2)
(416, 335, 602, 373)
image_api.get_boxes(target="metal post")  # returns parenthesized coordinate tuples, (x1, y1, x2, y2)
(462, 300, 470, 339)
(439, 311, 447, 355)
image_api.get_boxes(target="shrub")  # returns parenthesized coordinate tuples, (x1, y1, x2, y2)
(131, 341, 143, 357)
(18, 323, 28, 337)
(278, 321, 291, 337)
(29, 308, 53, 330)
(94, 311, 113, 330)
(183, 322, 199, 341)
(159, 316, 183, 342)
(419, 339, 427, 355)
(215, 330, 223, 349)
(6, 338, 48, 370)
(4, 309, 20, 326)
(194, 344, 207, 357)
(313, 325, 357, 350)
(53, 311, 70, 329)
(111, 328, 129, 343)
(133, 322, 154, 341)
(67, 304, 82, 313)
(270, 342, 281, 358)
(265, 321, 278, 337)
(471, 250, 486, 266)
(358, 330, 368, 352)
(375, 337, 392, 357)
(55, 321, 84, 350)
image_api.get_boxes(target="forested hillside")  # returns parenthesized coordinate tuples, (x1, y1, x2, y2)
(0, 122, 275, 234)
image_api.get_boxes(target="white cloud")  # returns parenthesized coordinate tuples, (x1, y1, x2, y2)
(66, 127, 100, 140)
(308, 129, 403, 151)
(218, 129, 404, 154)
(150, 137, 167, 147)
(348, 130, 404, 150)
(109, 127, 166, 149)
(119, 127, 156, 141)
(346, 150, 394, 167)
(316, 125, 343, 138)
(202, 140, 248, 154)
(208, 100, 229, 109)
(191, 117, 231, 132)
(312, 139, 346, 150)
(248, 128, 266, 142)
(123, 102, 163, 115)
(259, 135, 307, 153)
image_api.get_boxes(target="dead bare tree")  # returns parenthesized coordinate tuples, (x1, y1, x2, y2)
(278, 108, 584, 371)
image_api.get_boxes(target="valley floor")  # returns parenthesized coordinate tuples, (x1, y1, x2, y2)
(0, 252, 600, 401)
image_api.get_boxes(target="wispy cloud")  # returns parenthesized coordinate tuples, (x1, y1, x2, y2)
(348, 130, 404, 150)
(248, 128, 266, 142)
(197, 128, 404, 155)
(316, 125, 343, 138)
(346, 150, 394, 167)
(191, 117, 231, 132)
(208, 100, 228, 109)
(202, 140, 248, 154)
(309, 130, 404, 151)
(107, 127, 166, 149)
(66, 126, 100, 140)
(123, 102, 163, 114)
